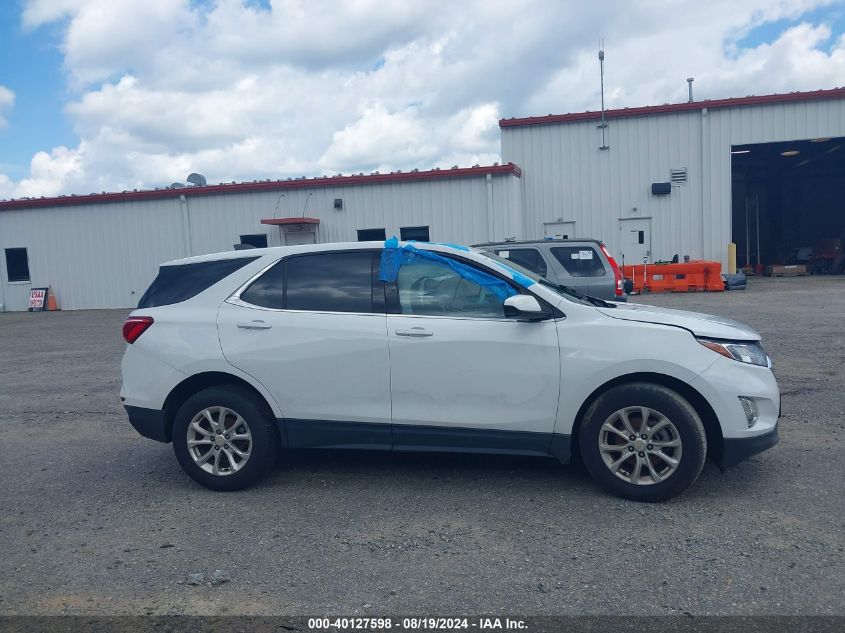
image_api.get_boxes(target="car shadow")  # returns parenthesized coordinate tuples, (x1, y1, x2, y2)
(112, 437, 777, 506)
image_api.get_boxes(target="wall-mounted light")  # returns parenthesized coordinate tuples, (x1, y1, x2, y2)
(780, 150, 800, 157)
(333, 198, 343, 210)
(731, 149, 751, 155)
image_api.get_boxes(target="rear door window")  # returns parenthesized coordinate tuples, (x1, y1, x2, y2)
(240, 251, 380, 313)
(495, 248, 548, 276)
(550, 246, 606, 277)
(138, 257, 258, 308)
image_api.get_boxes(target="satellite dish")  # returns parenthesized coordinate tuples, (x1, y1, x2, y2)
(186, 173, 207, 187)
(169, 182, 186, 189)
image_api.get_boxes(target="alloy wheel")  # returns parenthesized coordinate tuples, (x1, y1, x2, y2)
(186, 406, 253, 476)
(598, 406, 683, 485)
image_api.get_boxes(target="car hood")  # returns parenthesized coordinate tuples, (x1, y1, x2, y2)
(597, 303, 760, 340)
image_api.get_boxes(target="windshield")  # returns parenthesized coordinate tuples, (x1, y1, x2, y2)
(472, 248, 593, 306)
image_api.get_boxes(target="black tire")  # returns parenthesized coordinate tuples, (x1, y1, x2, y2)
(579, 382, 706, 502)
(172, 385, 278, 491)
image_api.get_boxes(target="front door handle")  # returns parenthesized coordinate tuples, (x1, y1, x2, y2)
(395, 327, 433, 338)
(237, 320, 272, 330)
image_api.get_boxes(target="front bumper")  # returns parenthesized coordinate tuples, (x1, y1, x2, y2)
(124, 405, 170, 443)
(690, 354, 780, 469)
(719, 423, 779, 470)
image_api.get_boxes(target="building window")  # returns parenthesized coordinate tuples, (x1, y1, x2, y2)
(5, 248, 30, 282)
(400, 226, 430, 242)
(240, 234, 268, 249)
(357, 228, 386, 241)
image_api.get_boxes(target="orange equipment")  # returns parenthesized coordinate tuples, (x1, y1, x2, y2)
(622, 261, 723, 294)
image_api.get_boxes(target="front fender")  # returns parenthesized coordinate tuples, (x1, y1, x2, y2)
(553, 315, 719, 436)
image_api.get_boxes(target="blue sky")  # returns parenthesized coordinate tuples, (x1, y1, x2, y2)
(0, 2, 75, 179)
(736, 3, 845, 50)
(1, 1, 844, 198)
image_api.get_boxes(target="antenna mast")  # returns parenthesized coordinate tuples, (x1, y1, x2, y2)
(302, 191, 313, 218)
(598, 41, 609, 150)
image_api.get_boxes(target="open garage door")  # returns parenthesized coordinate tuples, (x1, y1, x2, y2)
(731, 137, 845, 275)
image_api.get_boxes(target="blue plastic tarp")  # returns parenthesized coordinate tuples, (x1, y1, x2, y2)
(378, 238, 527, 300)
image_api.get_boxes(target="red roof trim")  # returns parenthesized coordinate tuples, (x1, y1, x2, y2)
(499, 87, 845, 128)
(261, 217, 320, 225)
(0, 163, 522, 211)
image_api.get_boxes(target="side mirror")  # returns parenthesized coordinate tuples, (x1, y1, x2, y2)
(503, 294, 551, 321)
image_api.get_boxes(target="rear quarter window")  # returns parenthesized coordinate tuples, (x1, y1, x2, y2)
(138, 257, 258, 308)
(550, 246, 606, 277)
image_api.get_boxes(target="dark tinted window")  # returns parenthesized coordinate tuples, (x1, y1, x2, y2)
(496, 248, 547, 276)
(240, 234, 268, 248)
(357, 228, 386, 241)
(550, 246, 606, 277)
(286, 252, 374, 312)
(5, 248, 30, 282)
(239, 260, 285, 308)
(138, 257, 258, 308)
(241, 251, 377, 313)
(400, 226, 430, 242)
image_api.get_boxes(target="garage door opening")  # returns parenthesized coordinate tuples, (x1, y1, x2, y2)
(731, 137, 845, 274)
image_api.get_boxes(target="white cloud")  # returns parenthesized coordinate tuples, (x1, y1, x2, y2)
(2, 0, 844, 198)
(319, 103, 432, 171)
(0, 85, 14, 128)
(0, 174, 15, 199)
(12, 145, 86, 198)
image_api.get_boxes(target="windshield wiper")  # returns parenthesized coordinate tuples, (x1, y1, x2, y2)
(538, 278, 616, 308)
(584, 295, 616, 308)
(538, 277, 579, 296)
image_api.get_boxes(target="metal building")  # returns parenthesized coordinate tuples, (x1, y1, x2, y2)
(2, 87, 844, 311)
(501, 87, 845, 268)
(0, 165, 522, 311)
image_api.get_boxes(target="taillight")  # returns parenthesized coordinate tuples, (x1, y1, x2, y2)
(123, 316, 154, 343)
(599, 242, 625, 296)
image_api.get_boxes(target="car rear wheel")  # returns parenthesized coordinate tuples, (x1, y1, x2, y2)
(579, 383, 706, 502)
(172, 385, 277, 491)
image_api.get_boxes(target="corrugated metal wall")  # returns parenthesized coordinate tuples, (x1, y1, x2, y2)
(0, 172, 522, 311)
(0, 198, 187, 311)
(502, 98, 845, 265)
(3, 96, 843, 312)
(185, 174, 520, 250)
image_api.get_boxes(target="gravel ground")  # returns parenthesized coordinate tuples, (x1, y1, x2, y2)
(0, 275, 843, 616)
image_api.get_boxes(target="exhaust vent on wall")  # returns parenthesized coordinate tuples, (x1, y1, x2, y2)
(670, 167, 688, 184)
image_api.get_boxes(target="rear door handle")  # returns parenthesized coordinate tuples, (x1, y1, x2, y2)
(237, 320, 272, 330)
(395, 327, 433, 338)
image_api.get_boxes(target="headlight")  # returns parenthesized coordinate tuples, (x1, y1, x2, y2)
(697, 338, 770, 367)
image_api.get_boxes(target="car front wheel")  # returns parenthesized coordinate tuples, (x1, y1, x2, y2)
(172, 385, 277, 491)
(579, 382, 707, 502)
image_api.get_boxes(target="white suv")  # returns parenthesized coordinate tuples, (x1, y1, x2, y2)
(121, 240, 779, 501)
